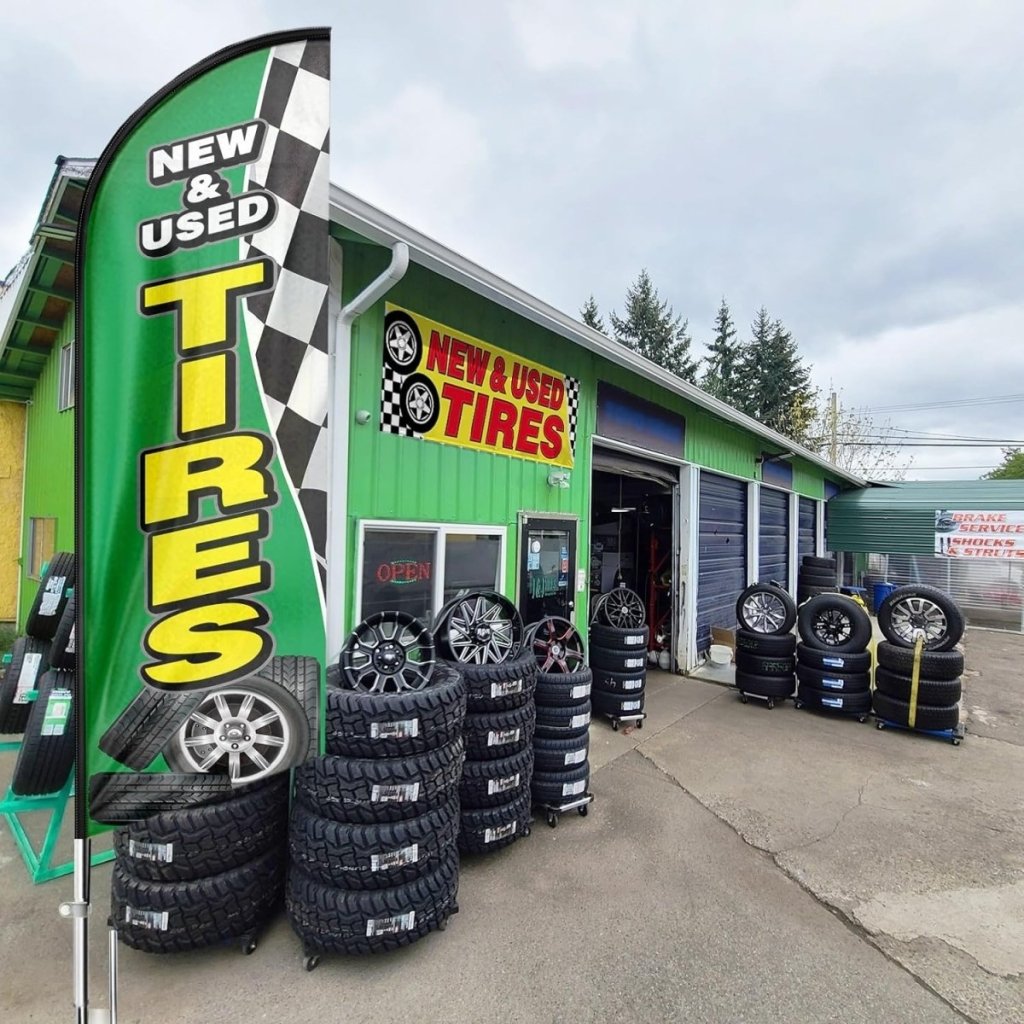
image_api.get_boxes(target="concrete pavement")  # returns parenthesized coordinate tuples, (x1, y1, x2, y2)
(1, 632, 1020, 1023)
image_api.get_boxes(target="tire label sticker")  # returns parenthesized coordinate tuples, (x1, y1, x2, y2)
(562, 779, 586, 796)
(370, 718, 419, 740)
(570, 683, 591, 699)
(490, 679, 524, 698)
(623, 657, 645, 669)
(365, 910, 416, 937)
(621, 700, 642, 711)
(483, 821, 516, 843)
(822, 657, 845, 668)
(370, 843, 419, 872)
(124, 906, 169, 931)
(570, 713, 590, 729)
(66, 625, 76, 654)
(622, 677, 643, 690)
(371, 782, 420, 803)
(41, 689, 73, 736)
(821, 677, 844, 690)
(128, 839, 175, 863)
(822, 696, 845, 708)
(38, 576, 67, 617)
(488, 773, 520, 795)
(564, 747, 587, 766)
(14, 652, 43, 704)
(623, 634, 645, 646)
(487, 727, 521, 746)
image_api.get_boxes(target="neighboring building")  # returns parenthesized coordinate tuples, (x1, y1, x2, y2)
(0, 157, 91, 629)
(1, 162, 864, 669)
(828, 480, 1024, 632)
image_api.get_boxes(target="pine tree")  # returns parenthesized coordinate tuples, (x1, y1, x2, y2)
(580, 295, 605, 333)
(609, 270, 698, 383)
(736, 308, 816, 443)
(701, 298, 743, 402)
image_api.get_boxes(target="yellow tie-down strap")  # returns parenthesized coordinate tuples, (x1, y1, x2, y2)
(908, 635, 925, 729)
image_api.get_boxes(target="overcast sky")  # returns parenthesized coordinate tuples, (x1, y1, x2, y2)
(3, 0, 1022, 479)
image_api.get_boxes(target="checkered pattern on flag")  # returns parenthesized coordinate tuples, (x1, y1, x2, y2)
(240, 38, 330, 595)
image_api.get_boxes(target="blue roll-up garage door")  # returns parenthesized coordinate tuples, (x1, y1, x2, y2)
(697, 472, 747, 652)
(798, 497, 817, 559)
(759, 487, 789, 589)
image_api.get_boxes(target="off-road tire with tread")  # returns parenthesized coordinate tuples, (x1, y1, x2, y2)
(293, 740, 464, 825)
(112, 843, 284, 953)
(459, 788, 532, 854)
(459, 747, 533, 809)
(462, 703, 535, 760)
(286, 847, 459, 953)
(875, 642, 963, 681)
(288, 796, 459, 891)
(873, 667, 962, 705)
(735, 630, 796, 657)
(325, 664, 465, 758)
(112, 775, 289, 882)
(872, 690, 960, 731)
(735, 652, 796, 677)
(448, 651, 537, 712)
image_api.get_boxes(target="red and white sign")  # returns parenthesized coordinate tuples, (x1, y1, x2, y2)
(934, 510, 1024, 559)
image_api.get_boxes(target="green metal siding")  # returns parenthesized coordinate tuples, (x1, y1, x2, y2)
(343, 245, 593, 632)
(18, 318, 74, 628)
(827, 480, 1024, 554)
(340, 238, 847, 630)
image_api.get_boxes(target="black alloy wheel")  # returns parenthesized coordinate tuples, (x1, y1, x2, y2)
(341, 611, 436, 692)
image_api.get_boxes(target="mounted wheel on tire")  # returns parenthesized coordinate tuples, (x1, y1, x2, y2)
(877, 585, 964, 652)
(735, 583, 796, 635)
(797, 594, 872, 653)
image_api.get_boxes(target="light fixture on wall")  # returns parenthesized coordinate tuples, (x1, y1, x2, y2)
(547, 470, 571, 489)
(757, 450, 794, 465)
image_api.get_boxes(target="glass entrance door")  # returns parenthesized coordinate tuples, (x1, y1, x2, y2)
(519, 517, 577, 626)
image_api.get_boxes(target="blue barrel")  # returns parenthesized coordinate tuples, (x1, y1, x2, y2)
(872, 581, 897, 614)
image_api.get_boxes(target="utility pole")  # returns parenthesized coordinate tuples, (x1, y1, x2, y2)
(828, 390, 839, 465)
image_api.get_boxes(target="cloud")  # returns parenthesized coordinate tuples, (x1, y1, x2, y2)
(506, 1, 640, 72)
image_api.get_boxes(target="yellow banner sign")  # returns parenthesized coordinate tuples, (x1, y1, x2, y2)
(379, 305, 576, 469)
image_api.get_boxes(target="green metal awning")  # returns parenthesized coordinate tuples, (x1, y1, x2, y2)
(0, 158, 93, 400)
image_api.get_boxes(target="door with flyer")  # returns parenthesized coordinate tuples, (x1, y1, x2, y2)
(519, 516, 577, 627)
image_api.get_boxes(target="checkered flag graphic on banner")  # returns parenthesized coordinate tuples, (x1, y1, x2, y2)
(379, 364, 581, 456)
(240, 38, 330, 595)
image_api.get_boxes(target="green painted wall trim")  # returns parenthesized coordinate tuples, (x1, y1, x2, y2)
(19, 316, 74, 628)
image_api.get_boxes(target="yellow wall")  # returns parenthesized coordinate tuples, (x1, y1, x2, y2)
(0, 401, 26, 622)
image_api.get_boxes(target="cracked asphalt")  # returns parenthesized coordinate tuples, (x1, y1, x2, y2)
(1, 630, 1020, 1023)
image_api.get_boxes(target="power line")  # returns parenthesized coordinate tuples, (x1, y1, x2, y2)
(863, 392, 1024, 414)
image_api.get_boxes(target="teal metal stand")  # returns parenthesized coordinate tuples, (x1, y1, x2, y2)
(0, 741, 113, 883)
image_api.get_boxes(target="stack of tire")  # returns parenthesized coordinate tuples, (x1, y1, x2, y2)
(795, 593, 873, 720)
(526, 617, 593, 820)
(432, 592, 536, 856)
(111, 776, 289, 954)
(797, 554, 838, 605)
(734, 583, 798, 708)
(287, 613, 463, 961)
(0, 552, 77, 797)
(589, 588, 649, 726)
(873, 584, 965, 737)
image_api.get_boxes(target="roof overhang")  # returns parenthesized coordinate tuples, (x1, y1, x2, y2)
(0, 157, 94, 401)
(329, 184, 865, 488)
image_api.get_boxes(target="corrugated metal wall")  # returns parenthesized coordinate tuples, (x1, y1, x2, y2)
(0, 401, 25, 621)
(697, 471, 747, 651)
(759, 486, 789, 588)
(19, 321, 73, 629)
(798, 496, 817, 558)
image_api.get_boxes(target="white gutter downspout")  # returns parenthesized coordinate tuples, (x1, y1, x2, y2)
(326, 241, 409, 662)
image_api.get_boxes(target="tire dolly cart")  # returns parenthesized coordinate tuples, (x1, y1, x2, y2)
(536, 792, 594, 829)
(737, 690, 784, 710)
(604, 709, 647, 731)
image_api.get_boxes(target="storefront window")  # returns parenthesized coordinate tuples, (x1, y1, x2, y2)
(443, 533, 502, 603)
(28, 518, 56, 580)
(357, 523, 504, 625)
(360, 529, 436, 622)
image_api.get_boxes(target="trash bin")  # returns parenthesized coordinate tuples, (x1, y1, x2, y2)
(872, 581, 897, 614)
